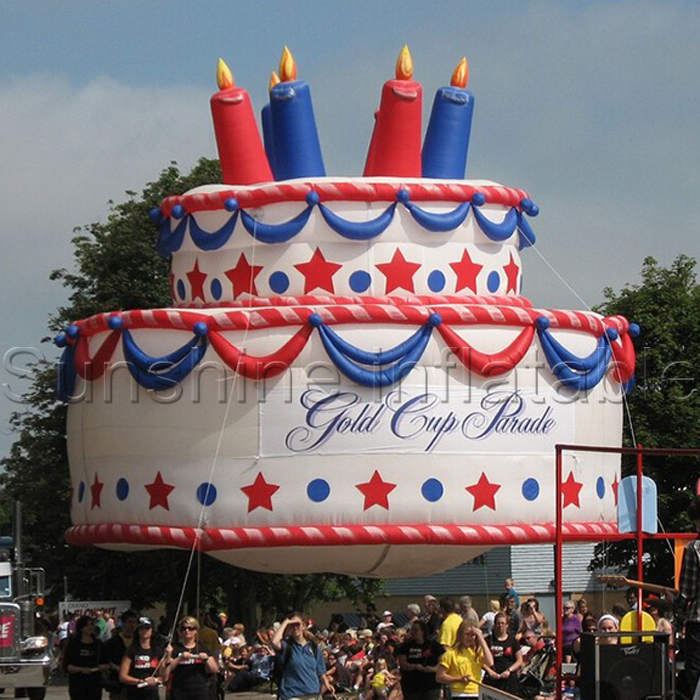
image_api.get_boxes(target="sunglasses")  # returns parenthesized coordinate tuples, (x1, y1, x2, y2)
(180, 625, 197, 631)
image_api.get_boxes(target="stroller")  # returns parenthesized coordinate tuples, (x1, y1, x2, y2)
(519, 640, 558, 699)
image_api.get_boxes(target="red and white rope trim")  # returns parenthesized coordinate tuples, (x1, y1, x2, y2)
(66, 521, 619, 550)
(160, 181, 530, 217)
(75, 300, 622, 337)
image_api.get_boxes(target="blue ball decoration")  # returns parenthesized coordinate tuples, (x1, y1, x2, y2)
(535, 316, 550, 331)
(307, 478, 331, 503)
(396, 188, 410, 204)
(428, 313, 443, 327)
(487, 271, 500, 293)
(149, 207, 163, 223)
(193, 322, 209, 336)
(349, 270, 372, 293)
(176, 279, 186, 300)
(171, 204, 185, 220)
(269, 271, 290, 294)
(605, 327, 619, 341)
(54, 333, 67, 348)
(308, 313, 323, 328)
(421, 478, 444, 502)
(520, 198, 540, 217)
(472, 192, 486, 206)
(224, 197, 239, 212)
(522, 478, 540, 501)
(306, 191, 320, 206)
(108, 315, 123, 330)
(210, 278, 223, 301)
(66, 324, 80, 339)
(197, 482, 217, 506)
(427, 270, 446, 293)
(116, 478, 129, 501)
(78, 481, 86, 503)
(596, 476, 605, 499)
(629, 323, 641, 337)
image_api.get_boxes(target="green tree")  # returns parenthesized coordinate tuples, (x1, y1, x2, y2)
(1, 158, 382, 624)
(593, 254, 700, 583)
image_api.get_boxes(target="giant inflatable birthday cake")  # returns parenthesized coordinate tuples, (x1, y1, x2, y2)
(60, 48, 637, 577)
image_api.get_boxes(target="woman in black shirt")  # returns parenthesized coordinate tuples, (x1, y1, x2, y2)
(484, 612, 523, 696)
(64, 616, 109, 700)
(164, 616, 218, 700)
(397, 619, 444, 700)
(120, 616, 169, 699)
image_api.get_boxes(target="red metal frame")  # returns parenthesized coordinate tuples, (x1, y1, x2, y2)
(554, 444, 700, 700)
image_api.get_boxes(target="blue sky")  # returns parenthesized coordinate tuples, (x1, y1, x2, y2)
(1, 0, 699, 457)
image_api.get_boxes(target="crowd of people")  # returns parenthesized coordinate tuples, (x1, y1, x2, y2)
(53, 578, 676, 700)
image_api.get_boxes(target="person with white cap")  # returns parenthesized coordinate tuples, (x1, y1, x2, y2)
(119, 616, 169, 700)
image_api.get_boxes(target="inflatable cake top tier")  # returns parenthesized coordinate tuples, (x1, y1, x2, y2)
(156, 177, 538, 308)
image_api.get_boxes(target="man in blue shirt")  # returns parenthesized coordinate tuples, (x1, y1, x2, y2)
(272, 613, 331, 700)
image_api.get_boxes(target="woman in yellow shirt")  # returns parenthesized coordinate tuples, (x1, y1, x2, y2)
(436, 621, 493, 698)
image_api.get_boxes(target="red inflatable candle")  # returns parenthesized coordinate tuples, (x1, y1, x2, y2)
(210, 58, 273, 185)
(363, 46, 422, 177)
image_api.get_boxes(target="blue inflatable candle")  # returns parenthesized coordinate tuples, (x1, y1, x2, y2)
(422, 57, 474, 179)
(270, 47, 326, 180)
(261, 71, 280, 178)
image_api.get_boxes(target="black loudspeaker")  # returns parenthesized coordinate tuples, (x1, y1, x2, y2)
(579, 634, 672, 700)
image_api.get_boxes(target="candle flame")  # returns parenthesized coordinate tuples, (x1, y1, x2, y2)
(395, 45, 414, 81)
(279, 46, 298, 82)
(217, 58, 235, 90)
(451, 57, 469, 89)
(269, 71, 281, 92)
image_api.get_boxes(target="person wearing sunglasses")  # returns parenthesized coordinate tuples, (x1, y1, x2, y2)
(165, 616, 218, 700)
(271, 612, 333, 700)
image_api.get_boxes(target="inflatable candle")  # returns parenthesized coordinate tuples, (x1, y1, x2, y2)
(59, 48, 637, 578)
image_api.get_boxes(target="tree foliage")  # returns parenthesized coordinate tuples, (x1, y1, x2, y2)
(592, 255, 700, 583)
(0, 159, 383, 624)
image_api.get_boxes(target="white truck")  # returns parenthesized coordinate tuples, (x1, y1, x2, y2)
(0, 503, 50, 699)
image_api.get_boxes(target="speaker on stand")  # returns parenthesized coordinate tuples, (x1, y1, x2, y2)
(579, 632, 673, 700)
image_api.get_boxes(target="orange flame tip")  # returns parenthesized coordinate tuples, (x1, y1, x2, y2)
(269, 71, 281, 92)
(451, 57, 469, 89)
(279, 46, 297, 82)
(395, 45, 414, 81)
(216, 58, 235, 90)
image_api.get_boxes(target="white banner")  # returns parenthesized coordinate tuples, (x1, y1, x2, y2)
(59, 600, 131, 620)
(260, 385, 575, 456)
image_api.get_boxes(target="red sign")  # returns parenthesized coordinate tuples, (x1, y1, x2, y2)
(0, 616, 14, 648)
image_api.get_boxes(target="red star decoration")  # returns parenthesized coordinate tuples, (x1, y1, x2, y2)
(561, 471, 583, 508)
(294, 248, 342, 294)
(612, 475, 619, 506)
(241, 472, 280, 512)
(376, 249, 421, 293)
(224, 253, 263, 299)
(90, 474, 103, 510)
(503, 253, 520, 293)
(145, 471, 175, 510)
(450, 250, 483, 293)
(356, 470, 397, 510)
(465, 472, 501, 511)
(186, 259, 208, 302)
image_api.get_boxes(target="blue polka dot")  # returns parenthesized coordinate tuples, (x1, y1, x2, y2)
(78, 481, 85, 503)
(428, 270, 446, 293)
(596, 477, 605, 499)
(176, 279, 186, 300)
(197, 482, 217, 506)
(522, 478, 540, 501)
(487, 271, 500, 293)
(269, 271, 290, 294)
(210, 278, 222, 301)
(349, 270, 372, 293)
(116, 478, 129, 501)
(421, 478, 444, 502)
(307, 479, 330, 502)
